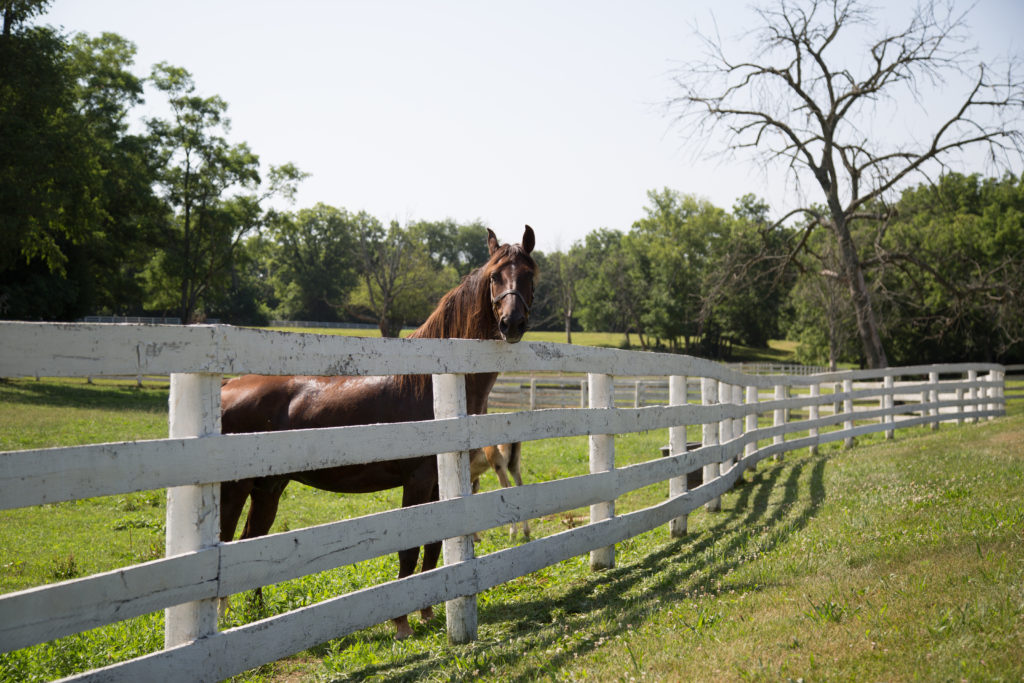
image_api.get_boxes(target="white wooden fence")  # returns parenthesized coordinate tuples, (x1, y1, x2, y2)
(0, 322, 1007, 681)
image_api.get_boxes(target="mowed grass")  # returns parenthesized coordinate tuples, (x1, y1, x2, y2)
(0, 377, 1022, 681)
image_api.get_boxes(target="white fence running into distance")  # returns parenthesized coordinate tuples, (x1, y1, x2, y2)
(0, 322, 1009, 681)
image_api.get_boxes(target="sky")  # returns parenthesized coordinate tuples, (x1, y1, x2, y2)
(42, 0, 1024, 254)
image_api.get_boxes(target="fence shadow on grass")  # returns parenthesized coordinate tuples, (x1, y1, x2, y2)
(327, 451, 830, 682)
(0, 378, 168, 413)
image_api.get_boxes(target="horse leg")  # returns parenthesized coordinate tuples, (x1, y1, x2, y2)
(507, 443, 530, 540)
(470, 476, 482, 543)
(238, 478, 289, 612)
(393, 477, 436, 639)
(217, 479, 254, 616)
(220, 478, 254, 542)
(417, 540, 443, 623)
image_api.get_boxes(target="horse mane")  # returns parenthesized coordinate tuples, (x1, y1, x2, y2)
(396, 243, 536, 398)
(410, 243, 535, 342)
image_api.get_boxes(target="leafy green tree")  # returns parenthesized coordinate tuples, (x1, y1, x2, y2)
(408, 219, 491, 277)
(877, 173, 1024, 363)
(528, 248, 580, 341)
(67, 32, 162, 316)
(144, 63, 303, 322)
(350, 219, 455, 336)
(575, 228, 651, 348)
(630, 189, 724, 350)
(0, 4, 102, 278)
(0, 10, 159, 320)
(708, 194, 792, 349)
(784, 225, 860, 368)
(267, 203, 360, 321)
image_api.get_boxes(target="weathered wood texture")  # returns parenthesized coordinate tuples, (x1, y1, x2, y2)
(0, 322, 1008, 681)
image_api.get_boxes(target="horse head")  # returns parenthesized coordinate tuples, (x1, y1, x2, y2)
(485, 225, 536, 343)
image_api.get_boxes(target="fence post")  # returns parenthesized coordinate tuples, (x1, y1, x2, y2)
(967, 369, 978, 424)
(701, 377, 720, 512)
(994, 369, 1005, 418)
(928, 371, 939, 430)
(843, 378, 854, 448)
(809, 383, 820, 455)
(529, 377, 537, 411)
(588, 373, 615, 570)
(744, 385, 758, 460)
(955, 380, 965, 425)
(579, 378, 587, 409)
(732, 383, 743, 451)
(432, 372, 477, 644)
(719, 381, 734, 474)
(165, 372, 221, 648)
(997, 369, 1006, 417)
(773, 384, 786, 461)
(668, 375, 688, 537)
(883, 374, 895, 440)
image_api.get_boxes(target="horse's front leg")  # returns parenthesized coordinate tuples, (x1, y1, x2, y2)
(416, 540, 443, 623)
(237, 478, 288, 614)
(393, 546, 421, 639)
(392, 477, 441, 638)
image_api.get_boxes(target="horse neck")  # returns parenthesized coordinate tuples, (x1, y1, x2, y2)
(410, 271, 497, 342)
(404, 271, 499, 413)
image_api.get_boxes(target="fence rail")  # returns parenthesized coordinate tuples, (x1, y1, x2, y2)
(0, 322, 1007, 682)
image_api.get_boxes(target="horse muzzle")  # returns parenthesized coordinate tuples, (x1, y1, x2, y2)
(498, 312, 527, 343)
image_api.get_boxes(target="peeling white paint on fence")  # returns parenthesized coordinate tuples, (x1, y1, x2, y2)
(0, 322, 1007, 681)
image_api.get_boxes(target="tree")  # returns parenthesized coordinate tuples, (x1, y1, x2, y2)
(350, 219, 454, 336)
(630, 189, 727, 350)
(784, 224, 861, 368)
(877, 172, 1024, 363)
(0, 10, 159, 320)
(669, 0, 1024, 367)
(528, 248, 580, 342)
(67, 32, 162, 316)
(0, 3, 104, 278)
(707, 195, 793, 349)
(575, 229, 651, 348)
(145, 63, 304, 322)
(408, 219, 491, 277)
(267, 203, 359, 321)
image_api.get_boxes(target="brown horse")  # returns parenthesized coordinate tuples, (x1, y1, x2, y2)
(219, 226, 536, 638)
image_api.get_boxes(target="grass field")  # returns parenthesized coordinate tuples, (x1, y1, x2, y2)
(1, 376, 1022, 681)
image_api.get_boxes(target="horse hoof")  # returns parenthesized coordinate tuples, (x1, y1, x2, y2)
(394, 623, 413, 640)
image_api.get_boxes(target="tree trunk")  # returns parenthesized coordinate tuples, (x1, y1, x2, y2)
(830, 218, 888, 368)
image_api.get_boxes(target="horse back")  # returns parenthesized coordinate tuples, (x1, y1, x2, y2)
(221, 374, 435, 434)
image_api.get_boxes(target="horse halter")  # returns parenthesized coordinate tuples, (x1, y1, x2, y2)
(491, 288, 531, 314)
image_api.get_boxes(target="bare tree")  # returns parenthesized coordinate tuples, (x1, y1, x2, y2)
(669, 0, 1023, 367)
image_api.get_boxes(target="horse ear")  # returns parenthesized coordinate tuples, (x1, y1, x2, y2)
(522, 225, 535, 254)
(487, 228, 500, 256)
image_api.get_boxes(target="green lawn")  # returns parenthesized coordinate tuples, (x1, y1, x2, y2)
(1, 378, 1022, 681)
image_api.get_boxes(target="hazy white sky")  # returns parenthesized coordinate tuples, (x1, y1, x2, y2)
(43, 0, 1024, 253)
